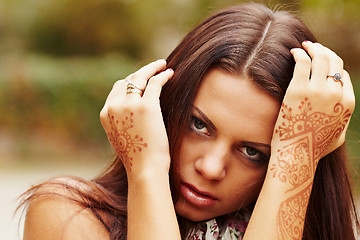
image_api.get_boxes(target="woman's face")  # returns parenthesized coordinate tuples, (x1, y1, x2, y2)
(174, 68, 280, 221)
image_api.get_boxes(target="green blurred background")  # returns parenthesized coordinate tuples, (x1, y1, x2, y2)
(0, 0, 360, 183)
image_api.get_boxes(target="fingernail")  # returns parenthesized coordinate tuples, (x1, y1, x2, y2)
(302, 40, 311, 44)
(168, 68, 174, 72)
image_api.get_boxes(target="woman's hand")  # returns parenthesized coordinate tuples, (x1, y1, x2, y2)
(245, 41, 355, 240)
(271, 41, 355, 164)
(269, 41, 355, 237)
(100, 59, 174, 178)
(269, 41, 355, 194)
(101, 60, 181, 240)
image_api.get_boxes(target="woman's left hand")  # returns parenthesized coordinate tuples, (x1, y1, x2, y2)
(246, 41, 356, 240)
(271, 41, 355, 163)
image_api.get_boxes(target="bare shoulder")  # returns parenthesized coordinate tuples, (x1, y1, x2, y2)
(23, 177, 110, 240)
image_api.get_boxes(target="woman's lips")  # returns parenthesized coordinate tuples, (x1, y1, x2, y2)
(180, 183, 217, 207)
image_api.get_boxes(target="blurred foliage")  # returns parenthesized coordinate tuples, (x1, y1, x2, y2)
(347, 78, 360, 181)
(0, 0, 359, 169)
(300, 0, 360, 72)
(0, 54, 137, 142)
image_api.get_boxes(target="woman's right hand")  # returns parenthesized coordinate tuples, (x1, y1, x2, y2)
(99, 59, 174, 178)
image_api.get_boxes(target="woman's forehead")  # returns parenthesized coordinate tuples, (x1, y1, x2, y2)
(193, 68, 280, 143)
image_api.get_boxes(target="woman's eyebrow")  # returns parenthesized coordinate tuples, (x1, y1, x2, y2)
(241, 141, 271, 149)
(193, 106, 271, 149)
(193, 106, 217, 131)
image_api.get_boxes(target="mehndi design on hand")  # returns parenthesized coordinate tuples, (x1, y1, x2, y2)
(270, 98, 351, 239)
(106, 112, 148, 172)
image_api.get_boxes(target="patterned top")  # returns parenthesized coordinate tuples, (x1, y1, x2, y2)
(187, 209, 251, 240)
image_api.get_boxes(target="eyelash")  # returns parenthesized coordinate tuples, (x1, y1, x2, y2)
(189, 114, 268, 165)
(188, 115, 210, 136)
(236, 146, 267, 164)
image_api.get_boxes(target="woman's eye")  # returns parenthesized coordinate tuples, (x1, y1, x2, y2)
(238, 146, 266, 163)
(189, 116, 210, 135)
(245, 147, 258, 156)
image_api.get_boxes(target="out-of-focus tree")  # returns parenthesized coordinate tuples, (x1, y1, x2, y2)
(25, 0, 250, 59)
(301, 0, 360, 71)
(28, 0, 146, 58)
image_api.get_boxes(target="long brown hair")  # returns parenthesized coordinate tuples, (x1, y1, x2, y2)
(20, 3, 359, 240)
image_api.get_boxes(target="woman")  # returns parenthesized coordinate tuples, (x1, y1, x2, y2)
(21, 3, 358, 240)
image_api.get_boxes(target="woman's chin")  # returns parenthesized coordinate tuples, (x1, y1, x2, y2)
(179, 213, 215, 222)
(175, 205, 219, 222)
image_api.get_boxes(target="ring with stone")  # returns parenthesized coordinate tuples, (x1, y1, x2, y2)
(327, 73, 343, 87)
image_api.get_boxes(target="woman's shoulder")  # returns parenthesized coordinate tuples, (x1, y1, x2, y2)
(23, 176, 110, 240)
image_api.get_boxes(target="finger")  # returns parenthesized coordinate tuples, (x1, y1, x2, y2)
(101, 79, 127, 113)
(100, 78, 129, 127)
(290, 48, 311, 85)
(324, 48, 344, 91)
(324, 70, 355, 156)
(125, 59, 167, 100)
(302, 41, 329, 86)
(143, 68, 174, 100)
(107, 79, 127, 102)
(127, 59, 167, 90)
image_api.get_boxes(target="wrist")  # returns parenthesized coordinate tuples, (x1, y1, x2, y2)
(124, 151, 171, 179)
(127, 156, 171, 186)
(129, 168, 169, 183)
(267, 140, 317, 191)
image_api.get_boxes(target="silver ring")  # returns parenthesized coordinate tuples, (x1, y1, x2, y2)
(126, 87, 144, 96)
(126, 79, 143, 91)
(327, 73, 343, 86)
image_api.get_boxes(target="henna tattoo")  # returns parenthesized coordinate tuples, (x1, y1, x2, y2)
(106, 112, 147, 172)
(272, 98, 350, 186)
(277, 183, 312, 240)
(270, 98, 351, 239)
(270, 136, 312, 191)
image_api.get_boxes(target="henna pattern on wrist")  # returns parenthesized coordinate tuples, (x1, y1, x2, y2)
(106, 112, 147, 172)
(277, 183, 312, 240)
(270, 98, 351, 239)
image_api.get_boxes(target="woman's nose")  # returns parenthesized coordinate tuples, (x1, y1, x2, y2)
(194, 144, 228, 181)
